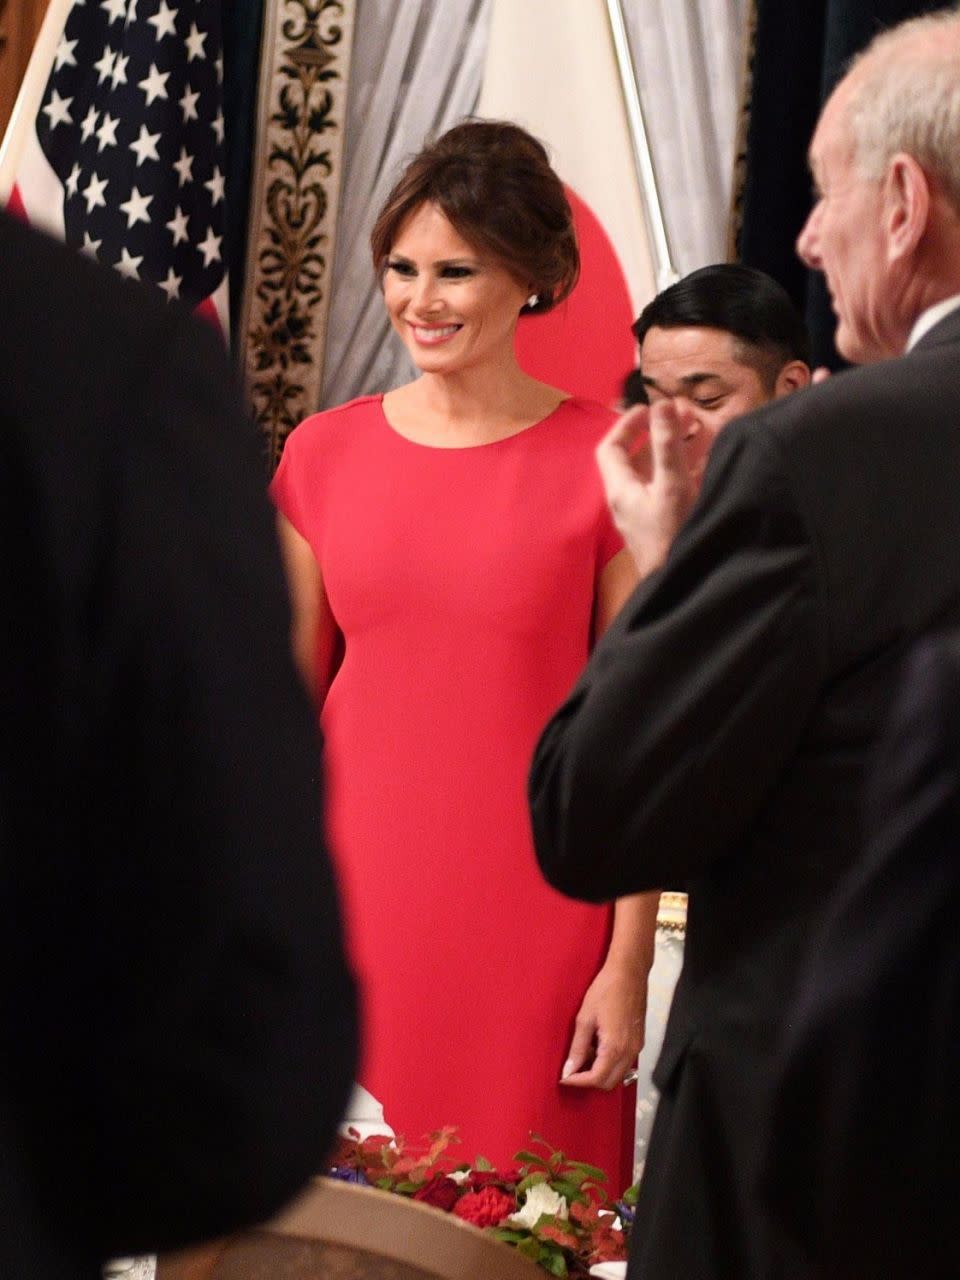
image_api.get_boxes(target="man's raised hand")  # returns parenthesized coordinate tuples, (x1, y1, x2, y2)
(595, 400, 700, 578)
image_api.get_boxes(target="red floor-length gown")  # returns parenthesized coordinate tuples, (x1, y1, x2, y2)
(272, 394, 635, 1187)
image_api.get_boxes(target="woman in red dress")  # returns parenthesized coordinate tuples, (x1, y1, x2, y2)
(272, 122, 656, 1188)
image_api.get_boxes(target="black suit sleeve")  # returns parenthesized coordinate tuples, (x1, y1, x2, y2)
(530, 419, 825, 901)
(5, 289, 357, 1262)
(760, 634, 960, 1276)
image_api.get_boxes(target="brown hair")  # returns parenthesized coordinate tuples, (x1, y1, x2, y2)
(369, 120, 579, 314)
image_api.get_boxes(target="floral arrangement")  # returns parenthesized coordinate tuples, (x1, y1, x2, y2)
(328, 1127, 637, 1277)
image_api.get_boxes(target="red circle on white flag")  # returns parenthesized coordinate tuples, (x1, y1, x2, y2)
(515, 185, 637, 409)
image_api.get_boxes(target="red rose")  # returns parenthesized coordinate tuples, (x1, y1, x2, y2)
(412, 1175, 461, 1212)
(453, 1187, 516, 1228)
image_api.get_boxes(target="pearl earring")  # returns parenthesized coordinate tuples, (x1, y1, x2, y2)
(526, 293, 539, 309)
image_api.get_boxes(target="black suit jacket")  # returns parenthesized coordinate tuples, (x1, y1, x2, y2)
(0, 214, 357, 1280)
(530, 306, 960, 1279)
(761, 629, 960, 1279)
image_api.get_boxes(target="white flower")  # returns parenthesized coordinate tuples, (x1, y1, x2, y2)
(449, 1169, 470, 1185)
(508, 1181, 569, 1229)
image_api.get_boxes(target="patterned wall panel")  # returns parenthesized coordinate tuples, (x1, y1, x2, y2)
(240, 0, 356, 472)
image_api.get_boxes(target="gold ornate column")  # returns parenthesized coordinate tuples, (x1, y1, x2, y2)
(0, 0, 51, 140)
(727, 0, 759, 261)
(240, 0, 357, 472)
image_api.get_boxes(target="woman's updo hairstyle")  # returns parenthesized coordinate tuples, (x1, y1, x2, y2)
(370, 120, 579, 314)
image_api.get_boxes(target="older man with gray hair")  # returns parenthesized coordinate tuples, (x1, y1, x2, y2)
(529, 9, 960, 1278)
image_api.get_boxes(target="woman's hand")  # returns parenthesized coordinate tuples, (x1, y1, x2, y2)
(560, 959, 648, 1091)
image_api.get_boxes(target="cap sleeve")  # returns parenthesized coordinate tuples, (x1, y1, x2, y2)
(269, 428, 310, 540)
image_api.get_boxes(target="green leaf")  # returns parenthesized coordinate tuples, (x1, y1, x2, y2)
(514, 1149, 550, 1168)
(621, 1183, 640, 1206)
(530, 1213, 558, 1231)
(489, 1229, 529, 1245)
(394, 1181, 420, 1194)
(568, 1161, 608, 1182)
(374, 1177, 394, 1190)
(517, 1237, 541, 1261)
(474, 1155, 493, 1172)
(518, 1173, 548, 1195)
(579, 1179, 607, 1199)
(550, 1179, 587, 1204)
(539, 1244, 569, 1277)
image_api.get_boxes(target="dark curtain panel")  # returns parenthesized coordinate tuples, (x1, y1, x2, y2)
(222, 0, 265, 339)
(738, 0, 946, 369)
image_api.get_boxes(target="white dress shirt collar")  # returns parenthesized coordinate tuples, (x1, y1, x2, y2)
(906, 293, 960, 352)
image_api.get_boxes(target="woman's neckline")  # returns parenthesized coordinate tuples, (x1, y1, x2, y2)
(376, 393, 573, 451)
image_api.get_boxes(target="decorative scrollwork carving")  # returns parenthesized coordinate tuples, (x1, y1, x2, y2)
(244, 0, 355, 472)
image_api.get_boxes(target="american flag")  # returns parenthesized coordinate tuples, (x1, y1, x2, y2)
(5, 0, 228, 335)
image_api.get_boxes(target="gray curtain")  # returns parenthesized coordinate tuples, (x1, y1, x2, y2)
(624, 0, 750, 274)
(320, 0, 491, 408)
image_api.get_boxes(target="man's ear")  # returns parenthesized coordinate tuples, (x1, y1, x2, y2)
(885, 152, 930, 263)
(773, 360, 812, 397)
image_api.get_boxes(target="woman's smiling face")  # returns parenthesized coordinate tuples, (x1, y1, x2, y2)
(382, 202, 531, 375)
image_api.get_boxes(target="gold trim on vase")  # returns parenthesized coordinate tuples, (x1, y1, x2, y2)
(656, 890, 687, 934)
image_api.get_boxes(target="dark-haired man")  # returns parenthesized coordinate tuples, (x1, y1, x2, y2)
(616, 263, 812, 576)
(634, 262, 811, 500)
(633, 261, 811, 422)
